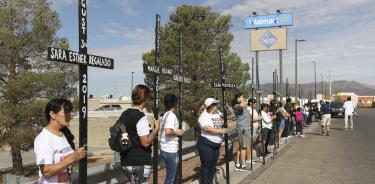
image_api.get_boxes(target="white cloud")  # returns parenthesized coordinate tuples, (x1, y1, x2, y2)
(102, 23, 154, 42)
(111, 0, 138, 16)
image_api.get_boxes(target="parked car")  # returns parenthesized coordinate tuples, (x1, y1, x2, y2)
(95, 104, 122, 111)
(330, 101, 345, 118)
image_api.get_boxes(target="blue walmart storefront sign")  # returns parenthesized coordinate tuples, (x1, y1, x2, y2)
(244, 13, 293, 29)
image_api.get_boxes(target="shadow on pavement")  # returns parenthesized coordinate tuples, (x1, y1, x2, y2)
(304, 132, 323, 136)
(331, 127, 345, 131)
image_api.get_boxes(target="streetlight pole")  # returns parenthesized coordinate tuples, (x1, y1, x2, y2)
(321, 74, 324, 99)
(329, 71, 332, 97)
(131, 71, 134, 93)
(312, 61, 316, 99)
(295, 38, 306, 101)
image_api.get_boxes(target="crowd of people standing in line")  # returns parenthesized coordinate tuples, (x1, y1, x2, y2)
(32, 84, 357, 184)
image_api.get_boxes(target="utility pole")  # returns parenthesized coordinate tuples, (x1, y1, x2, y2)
(321, 74, 324, 99)
(131, 72, 134, 93)
(329, 71, 332, 97)
(312, 61, 316, 100)
(295, 38, 306, 99)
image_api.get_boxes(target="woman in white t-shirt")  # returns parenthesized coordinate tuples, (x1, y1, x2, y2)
(34, 98, 87, 184)
(197, 98, 229, 184)
(159, 94, 184, 184)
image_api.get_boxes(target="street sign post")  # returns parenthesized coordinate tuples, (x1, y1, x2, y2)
(143, 17, 191, 183)
(209, 47, 237, 184)
(46, 1, 114, 183)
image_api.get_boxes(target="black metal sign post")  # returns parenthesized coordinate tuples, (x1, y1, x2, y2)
(250, 57, 255, 170)
(209, 47, 236, 184)
(272, 70, 278, 158)
(143, 25, 191, 183)
(153, 14, 161, 184)
(78, 1, 88, 182)
(177, 32, 183, 184)
(47, 1, 114, 183)
(254, 50, 266, 165)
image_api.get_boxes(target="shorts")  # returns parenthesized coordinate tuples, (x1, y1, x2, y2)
(279, 119, 285, 129)
(252, 123, 260, 139)
(122, 165, 152, 184)
(237, 128, 251, 149)
(321, 114, 331, 127)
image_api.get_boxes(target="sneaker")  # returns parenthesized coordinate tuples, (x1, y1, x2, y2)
(241, 165, 251, 171)
(326, 131, 330, 136)
(235, 165, 250, 172)
(300, 134, 306, 138)
(344, 128, 348, 131)
(350, 128, 353, 131)
(234, 165, 244, 172)
(245, 160, 252, 164)
(321, 131, 325, 135)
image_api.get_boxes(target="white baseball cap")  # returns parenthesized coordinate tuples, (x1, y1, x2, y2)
(204, 98, 220, 107)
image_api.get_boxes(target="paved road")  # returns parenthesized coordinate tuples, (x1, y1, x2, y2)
(240, 108, 375, 184)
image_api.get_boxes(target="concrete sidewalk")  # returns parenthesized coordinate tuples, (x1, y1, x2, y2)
(240, 109, 375, 184)
(190, 121, 321, 184)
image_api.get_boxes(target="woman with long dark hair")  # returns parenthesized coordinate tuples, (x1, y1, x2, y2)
(34, 98, 87, 184)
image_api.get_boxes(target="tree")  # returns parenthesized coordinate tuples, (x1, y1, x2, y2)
(0, 0, 78, 174)
(142, 5, 251, 133)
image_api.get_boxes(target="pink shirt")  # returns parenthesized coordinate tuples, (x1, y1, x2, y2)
(295, 111, 304, 122)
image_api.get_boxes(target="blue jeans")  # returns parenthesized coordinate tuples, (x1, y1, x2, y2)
(160, 150, 178, 184)
(197, 136, 221, 184)
(296, 121, 303, 134)
(285, 118, 292, 137)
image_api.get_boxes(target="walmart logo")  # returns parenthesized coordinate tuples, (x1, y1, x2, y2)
(259, 31, 277, 48)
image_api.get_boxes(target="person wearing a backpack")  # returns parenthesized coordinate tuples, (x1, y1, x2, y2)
(197, 97, 229, 184)
(120, 85, 160, 184)
(295, 107, 305, 137)
(159, 94, 184, 184)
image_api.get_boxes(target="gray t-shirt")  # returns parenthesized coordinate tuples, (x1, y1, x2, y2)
(234, 104, 251, 136)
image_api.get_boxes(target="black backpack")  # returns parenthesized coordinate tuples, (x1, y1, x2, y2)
(108, 119, 133, 153)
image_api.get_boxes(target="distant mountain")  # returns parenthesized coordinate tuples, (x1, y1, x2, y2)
(259, 80, 375, 97)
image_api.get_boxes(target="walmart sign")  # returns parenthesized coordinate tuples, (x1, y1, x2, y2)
(244, 13, 293, 29)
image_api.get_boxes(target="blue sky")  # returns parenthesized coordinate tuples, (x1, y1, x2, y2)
(52, 0, 375, 98)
